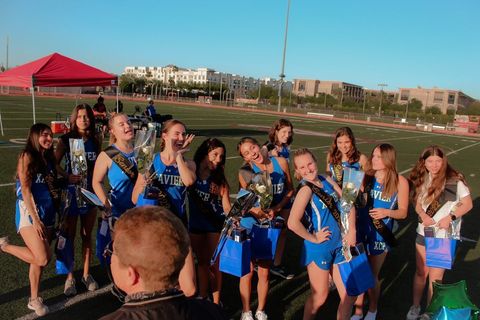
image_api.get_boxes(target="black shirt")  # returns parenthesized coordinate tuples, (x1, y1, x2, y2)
(99, 291, 226, 320)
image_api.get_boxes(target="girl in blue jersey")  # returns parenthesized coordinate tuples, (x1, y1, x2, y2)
(326, 127, 368, 185)
(352, 144, 409, 320)
(188, 138, 231, 304)
(55, 104, 101, 296)
(288, 148, 356, 320)
(264, 118, 294, 161)
(237, 137, 294, 320)
(406, 146, 472, 320)
(0, 124, 58, 316)
(93, 113, 136, 218)
(132, 119, 197, 297)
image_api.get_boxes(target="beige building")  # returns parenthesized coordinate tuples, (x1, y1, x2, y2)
(293, 79, 364, 102)
(397, 87, 475, 114)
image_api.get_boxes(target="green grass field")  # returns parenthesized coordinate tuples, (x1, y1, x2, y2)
(0, 95, 479, 319)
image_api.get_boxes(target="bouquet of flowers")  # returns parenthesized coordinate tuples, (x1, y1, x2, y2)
(70, 139, 88, 208)
(248, 171, 273, 212)
(339, 167, 365, 261)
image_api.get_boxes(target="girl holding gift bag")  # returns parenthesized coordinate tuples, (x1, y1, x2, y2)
(288, 148, 356, 320)
(326, 127, 368, 185)
(0, 124, 59, 316)
(237, 137, 294, 320)
(131, 119, 197, 297)
(55, 104, 101, 296)
(352, 144, 409, 320)
(188, 138, 231, 304)
(405, 145, 472, 320)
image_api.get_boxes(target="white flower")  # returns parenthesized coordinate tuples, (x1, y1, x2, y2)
(256, 184, 267, 194)
(345, 182, 355, 190)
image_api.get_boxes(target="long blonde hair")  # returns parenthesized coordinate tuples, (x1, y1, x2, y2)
(367, 143, 398, 198)
(160, 119, 187, 151)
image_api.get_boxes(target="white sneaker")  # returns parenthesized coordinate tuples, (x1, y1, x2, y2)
(27, 297, 49, 316)
(82, 274, 99, 291)
(64, 278, 77, 296)
(364, 311, 377, 320)
(419, 314, 431, 320)
(255, 310, 268, 320)
(406, 305, 421, 320)
(241, 311, 254, 320)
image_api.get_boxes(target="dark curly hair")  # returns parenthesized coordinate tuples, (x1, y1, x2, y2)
(193, 138, 228, 189)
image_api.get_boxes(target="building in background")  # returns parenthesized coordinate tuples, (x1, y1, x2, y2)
(123, 65, 292, 98)
(397, 87, 476, 114)
(292, 79, 364, 102)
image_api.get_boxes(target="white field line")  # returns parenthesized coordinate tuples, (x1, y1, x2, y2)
(0, 183, 15, 187)
(383, 261, 409, 295)
(15, 284, 113, 320)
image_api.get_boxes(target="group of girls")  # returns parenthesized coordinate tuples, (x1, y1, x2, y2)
(0, 105, 473, 320)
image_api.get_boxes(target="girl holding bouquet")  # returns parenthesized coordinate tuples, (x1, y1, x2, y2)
(131, 119, 197, 297)
(288, 148, 356, 320)
(405, 146, 472, 320)
(263, 118, 294, 161)
(326, 127, 368, 186)
(237, 137, 294, 320)
(352, 144, 409, 320)
(0, 124, 58, 316)
(188, 138, 231, 304)
(55, 104, 101, 296)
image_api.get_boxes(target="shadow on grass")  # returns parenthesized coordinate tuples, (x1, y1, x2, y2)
(189, 127, 268, 138)
(0, 264, 110, 307)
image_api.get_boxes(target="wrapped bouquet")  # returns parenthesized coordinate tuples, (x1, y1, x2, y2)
(134, 129, 157, 199)
(248, 171, 273, 212)
(70, 139, 88, 208)
(339, 167, 365, 261)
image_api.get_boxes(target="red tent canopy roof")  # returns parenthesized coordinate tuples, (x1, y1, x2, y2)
(0, 52, 117, 87)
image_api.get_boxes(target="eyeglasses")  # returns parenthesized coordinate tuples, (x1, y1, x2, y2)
(101, 240, 127, 303)
(103, 240, 114, 259)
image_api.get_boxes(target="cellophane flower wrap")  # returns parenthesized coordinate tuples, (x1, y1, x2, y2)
(70, 139, 88, 208)
(248, 171, 273, 213)
(134, 129, 156, 174)
(340, 167, 365, 261)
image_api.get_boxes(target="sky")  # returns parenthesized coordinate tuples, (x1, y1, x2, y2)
(1, 0, 479, 98)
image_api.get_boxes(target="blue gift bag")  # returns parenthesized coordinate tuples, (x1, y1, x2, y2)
(96, 219, 111, 265)
(433, 306, 472, 320)
(338, 244, 375, 296)
(425, 237, 457, 270)
(55, 234, 74, 275)
(219, 238, 251, 277)
(250, 224, 281, 260)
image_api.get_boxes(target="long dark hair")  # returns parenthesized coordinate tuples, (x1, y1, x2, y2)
(327, 127, 361, 165)
(69, 104, 100, 151)
(193, 138, 228, 189)
(409, 145, 467, 203)
(20, 123, 55, 180)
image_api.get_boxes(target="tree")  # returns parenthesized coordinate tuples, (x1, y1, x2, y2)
(457, 101, 480, 115)
(425, 106, 442, 115)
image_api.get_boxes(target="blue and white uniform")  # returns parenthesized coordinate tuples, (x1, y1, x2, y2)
(329, 161, 361, 184)
(15, 162, 57, 232)
(107, 145, 137, 217)
(61, 135, 98, 215)
(188, 177, 225, 233)
(240, 157, 288, 232)
(301, 176, 344, 270)
(277, 144, 290, 162)
(357, 177, 397, 255)
(137, 153, 187, 222)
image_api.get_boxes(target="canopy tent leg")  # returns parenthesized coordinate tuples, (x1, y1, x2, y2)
(31, 81, 36, 124)
(0, 112, 4, 136)
(116, 86, 119, 113)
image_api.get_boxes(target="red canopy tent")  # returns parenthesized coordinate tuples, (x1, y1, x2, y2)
(0, 52, 118, 123)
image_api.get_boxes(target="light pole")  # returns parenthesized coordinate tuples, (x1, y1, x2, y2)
(277, 0, 291, 112)
(378, 83, 388, 116)
(362, 90, 366, 114)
